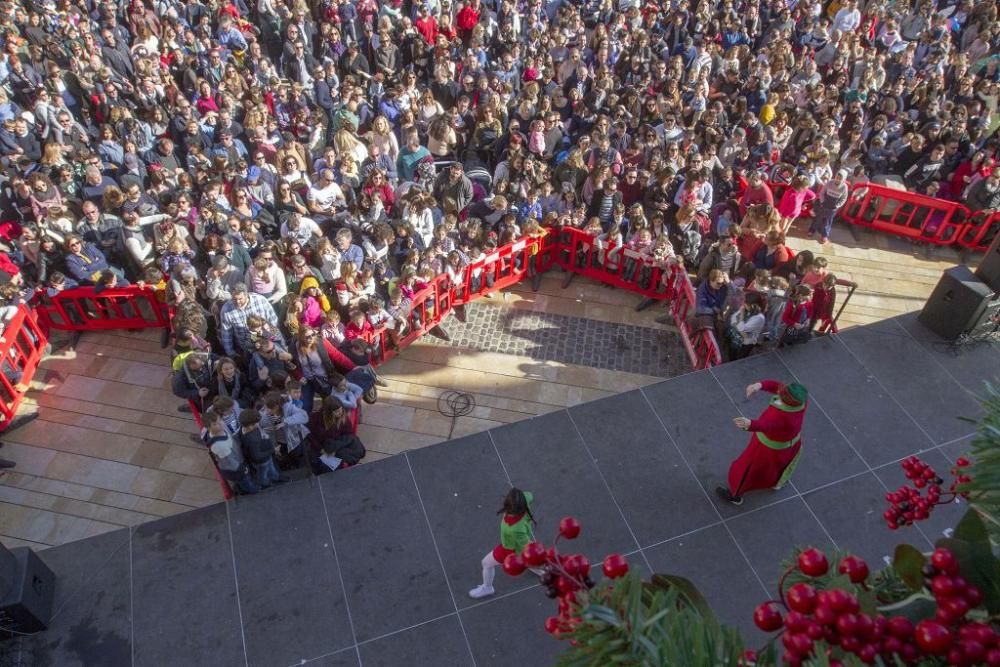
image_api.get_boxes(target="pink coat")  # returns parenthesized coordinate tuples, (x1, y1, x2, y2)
(302, 295, 325, 328)
(777, 188, 817, 219)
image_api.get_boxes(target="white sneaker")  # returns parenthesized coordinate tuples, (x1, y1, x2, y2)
(468, 584, 495, 599)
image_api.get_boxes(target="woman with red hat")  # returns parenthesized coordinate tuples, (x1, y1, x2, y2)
(717, 380, 809, 506)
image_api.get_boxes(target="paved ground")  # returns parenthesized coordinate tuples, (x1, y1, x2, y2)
(425, 301, 690, 378)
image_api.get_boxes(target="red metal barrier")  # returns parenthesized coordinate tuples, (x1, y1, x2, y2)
(365, 272, 455, 366)
(552, 227, 676, 300)
(35, 286, 170, 331)
(0, 304, 47, 432)
(839, 183, 969, 246)
(958, 210, 1000, 253)
(663, 266, 722, 370)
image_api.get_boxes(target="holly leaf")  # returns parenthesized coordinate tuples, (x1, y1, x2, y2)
(954, 507, 990, 545)
(892, 544, 926, 593)
(877, 591, 937, 624)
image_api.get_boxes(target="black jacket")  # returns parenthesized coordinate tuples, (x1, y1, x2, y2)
(240, 427, 273, 465)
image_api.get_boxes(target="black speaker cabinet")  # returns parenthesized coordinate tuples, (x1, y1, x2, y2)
(0, 545, 55, 633)
(975, 228, 1000, 293)
(919, 266, 995, 341)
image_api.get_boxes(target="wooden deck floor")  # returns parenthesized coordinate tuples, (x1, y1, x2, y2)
(0, 221, 977, 549)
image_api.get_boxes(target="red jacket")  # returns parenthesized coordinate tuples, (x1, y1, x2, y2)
(456, 4, 480, 32)
(415, 16, 438, 44)
(781, 301, 813, 328)
(345, 319, 374, 341)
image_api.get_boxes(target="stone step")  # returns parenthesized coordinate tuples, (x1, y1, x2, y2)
(0, 482, 158, 529)
(0, 441, 221, 507)
(376, 387, 539, 424)
(1, 470, 192, 518)
(0, 501, 123, 548)
(24, 398, 199, 448)
(2, 416, 215, 480)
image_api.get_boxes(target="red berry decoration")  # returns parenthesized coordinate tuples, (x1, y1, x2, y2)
(558, 516, 581, 540)
(781, 632, 815, 657)
(915, 619, 954, 655)
(521, 542, 547, 567)
(838, 555, 870, 584)
(564, 554, 590, 577)
(931, 547, 960, 575)
(555, 575, 578, 595)
(887, 616, 914, 639)
(797, 548, 829, 577)
(753, 602, 784, 632)
(544, 616, 561, 635)
(601, 553, 629, 579)
(786, 583, 817, 614)
(502, 553, 526, 576)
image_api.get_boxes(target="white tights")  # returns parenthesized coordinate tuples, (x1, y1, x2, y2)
(481, 551, 500, 588)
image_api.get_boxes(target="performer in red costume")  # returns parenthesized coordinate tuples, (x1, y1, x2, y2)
(716, 380, 809, 506)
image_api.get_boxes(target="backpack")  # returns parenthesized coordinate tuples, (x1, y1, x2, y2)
(680, 228, 702, 267)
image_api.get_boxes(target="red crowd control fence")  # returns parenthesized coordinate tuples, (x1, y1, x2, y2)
(552, 227, 676, 300)
(0, 304, 47, 432)
(959, 210, 1000, 254)
(665, 266, 723, 370)
(34, 286, 171, 332)
(839, 183, 969, 247)
(837, 183, 1000, 253)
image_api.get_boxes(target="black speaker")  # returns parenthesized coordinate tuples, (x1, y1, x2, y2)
(975, 229, 1000, 293)
(0, 545, 55, 633)
(919, 266, 996, 340)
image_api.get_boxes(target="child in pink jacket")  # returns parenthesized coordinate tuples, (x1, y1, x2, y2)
(777, 175, 818, 232)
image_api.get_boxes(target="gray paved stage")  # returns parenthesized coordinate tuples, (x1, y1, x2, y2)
(5, 312, 998, 667)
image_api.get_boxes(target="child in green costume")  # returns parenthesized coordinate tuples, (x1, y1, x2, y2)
(469, 488, 536, 599)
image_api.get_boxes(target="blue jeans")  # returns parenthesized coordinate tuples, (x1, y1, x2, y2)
(809, 210, 836, 238)
(254, 457, 281, 487)
(233, 470, 260, 494)
(300, 377, 332, 415)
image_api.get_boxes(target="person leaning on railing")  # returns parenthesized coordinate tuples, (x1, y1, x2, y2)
(62, 234, 130, 287)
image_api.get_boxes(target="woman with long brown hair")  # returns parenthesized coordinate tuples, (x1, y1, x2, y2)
(307, 396, 366, 473)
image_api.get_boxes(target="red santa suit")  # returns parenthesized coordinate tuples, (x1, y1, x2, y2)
(727, 380, 807, 497)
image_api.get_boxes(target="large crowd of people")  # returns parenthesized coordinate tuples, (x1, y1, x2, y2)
(0, 0, 993, 489)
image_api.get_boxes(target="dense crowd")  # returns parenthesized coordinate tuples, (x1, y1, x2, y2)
(0, 0, 993, 488)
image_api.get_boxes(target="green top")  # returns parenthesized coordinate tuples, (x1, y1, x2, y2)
(499, 491, 534, 553)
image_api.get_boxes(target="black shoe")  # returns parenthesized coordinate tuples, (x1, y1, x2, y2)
(160, 328, 171, 349)
(715, 486, 743, 506)
(0, 459, 15, 469)
(636, 298, 655, 312)
(274, 476, 290, 484)
(177, 404, 192, 413)
(561, 273, 575, 289)
(654, 315, 673, 325)
(429, 325, 451, 341)
(532, 273, 542, 292)
(189, 434, 204, 445)
(455, 306, 467, 324)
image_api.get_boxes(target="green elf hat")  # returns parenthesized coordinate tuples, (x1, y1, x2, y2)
(779, 383, 808, 407)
